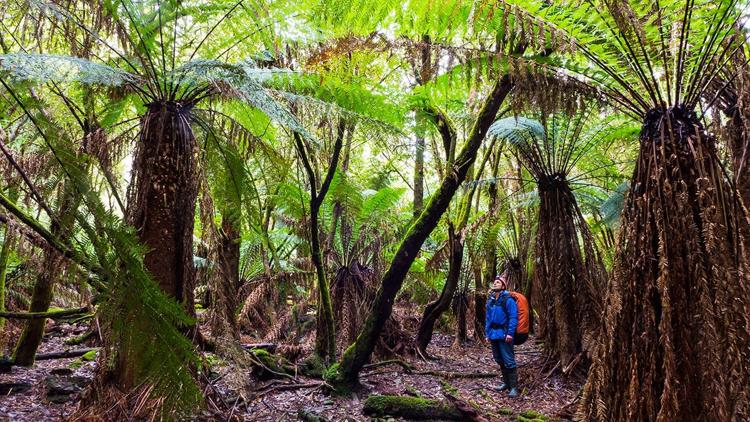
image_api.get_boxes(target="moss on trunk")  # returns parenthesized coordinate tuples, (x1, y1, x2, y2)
(0, 225, 13, 333)
(416, 224, 463, 353)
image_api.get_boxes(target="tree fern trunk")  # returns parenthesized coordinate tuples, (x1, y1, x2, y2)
(534, 182, 603, 370)
(726, 105, 750, 212)
(454, 292, 468, 346)
(127, 102, 198, 313)
(578, 106, 750, 421)
(212, 213, 241, 339)
(119, 101, 199, 387)
(328, 73, 516, 391)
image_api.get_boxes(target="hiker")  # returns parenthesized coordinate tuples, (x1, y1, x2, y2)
(486, 274, 519, 397)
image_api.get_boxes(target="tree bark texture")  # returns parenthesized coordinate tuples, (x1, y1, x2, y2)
(127, 101, 198, 313)
(415, 225, 463, 354)
(578, 106, 750, 421)
(118, 101, 199, 387)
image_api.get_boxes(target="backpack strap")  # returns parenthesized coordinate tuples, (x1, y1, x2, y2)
(499, 294, 510, 331)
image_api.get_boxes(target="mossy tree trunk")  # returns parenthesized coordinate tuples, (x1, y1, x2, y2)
(328, 72, 517, 391)
(294, 119, 346, 363)
(416, 130, 496, 354)
(416, 224, 463, 355)
(413, 134, 425, 218)
(0, 223, 14, 333)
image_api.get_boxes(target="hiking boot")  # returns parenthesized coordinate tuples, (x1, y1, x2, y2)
(494, 369, 510, 392)
(507, 368, 519, 398)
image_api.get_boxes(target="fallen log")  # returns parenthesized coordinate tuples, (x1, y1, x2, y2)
(297, 409, 329, 422)
(413, 369, 496, 379)
(363, 394, 482, 421)
(0, 306, 90, 320)
(241, 343, 277, 353)
(363, 359, 497, 379)
(35, 348, 98, 361)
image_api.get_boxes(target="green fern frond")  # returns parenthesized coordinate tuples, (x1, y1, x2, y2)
(0, 54, 138, 86)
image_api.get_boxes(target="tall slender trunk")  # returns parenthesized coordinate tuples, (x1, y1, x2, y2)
(329, 73, 517, 391)
(310, 203, 335, 361)
(327, 124, 354, 252)
(413, 135, 425, 218)
(475, 251, 494, 340)
(0, 224, 13, 333)
(415, 225, 463, 354)
(294, 120, 345, 363)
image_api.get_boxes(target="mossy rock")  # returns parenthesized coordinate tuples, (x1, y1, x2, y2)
(250, 349, 295, 379)
(363, 395, 467, 420)
(300, 354, 326, 378)
(519, 410, 548, 421)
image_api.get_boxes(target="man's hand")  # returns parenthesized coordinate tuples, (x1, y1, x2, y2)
(504, 335, 513, 344)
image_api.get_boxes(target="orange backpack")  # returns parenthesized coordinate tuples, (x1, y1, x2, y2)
(501, 291, 530, 344)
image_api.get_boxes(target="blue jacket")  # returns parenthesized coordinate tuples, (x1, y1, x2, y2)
(485, 291, 518, 341)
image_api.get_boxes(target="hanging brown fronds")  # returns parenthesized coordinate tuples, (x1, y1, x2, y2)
(578, 105, 750, 421)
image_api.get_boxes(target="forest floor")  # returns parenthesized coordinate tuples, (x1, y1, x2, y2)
(0, 320, 581, 421)
(235, 333, 581, 421)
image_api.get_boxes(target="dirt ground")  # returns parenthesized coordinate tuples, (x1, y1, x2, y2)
(0, 321, 581, 421)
